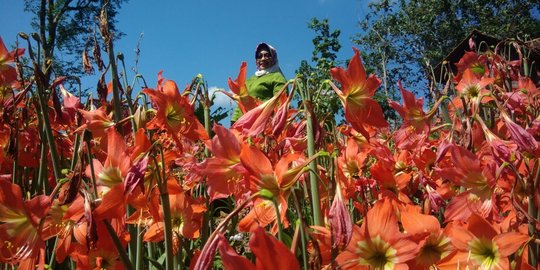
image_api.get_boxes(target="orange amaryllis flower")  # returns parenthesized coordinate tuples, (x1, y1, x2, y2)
(437, 145, 496, 200)
(400, 205, 454, 269)
(198, 124, 244, 201)
(59, 84, 81, 122)
(130, 128, 152, 162)
(498, 108, 539, 155)
(368, 145, 414, 193)
(453, 51, 488, 83)
(436, 145, 499, 223)
(389, 81, 442, 150)
(218, 226, 300, 270)
(454, 68, 494, 112)
(336, 198, 418, 270)
(475, 115, 518, 163)
(0, 36, 24, 87)
(329, 47, 388, 139)
(144, 181, 206, 247)
(336, 138, 371, 198)
(91, 128, 131, 189)
(90, 129, 148, 220)
(504, 76, 540, 115)
(143, 79, 208, 144)
(370, 161, 412, 193)
(68, 218, 128, 270)
(238, 144, 315, 232)
(74, 106, 115, 138)
(446, 213, 529, 270)
(40, 196, 85, 264)
(232, 81, 288, 136)
(93, 157, 149, 221)
(389, 81, 430, 129)
(224, 61, 260, 113)
(0, 179, 50, 269)
(328, 181, 353, 251)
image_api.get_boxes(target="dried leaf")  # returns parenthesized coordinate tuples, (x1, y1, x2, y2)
(82, 43, 94, 74)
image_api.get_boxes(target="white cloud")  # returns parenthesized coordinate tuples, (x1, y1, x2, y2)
(207, 86, 235, 127)
(208, 86, 235, 111)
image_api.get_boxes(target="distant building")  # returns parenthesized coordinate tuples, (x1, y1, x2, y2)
(432, 29, 540, 85)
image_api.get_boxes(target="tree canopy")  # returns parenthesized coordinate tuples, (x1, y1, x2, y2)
(24, 0, 127, 84)
(296, 18, 343, 124)
(355, 0, 540, 99)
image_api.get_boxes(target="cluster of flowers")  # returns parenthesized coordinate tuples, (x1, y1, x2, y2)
(0, 35, 538, 270)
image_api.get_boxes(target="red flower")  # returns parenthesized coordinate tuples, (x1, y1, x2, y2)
(389, 81, 440, 150)
(453, 51, 488, 83)
(90, 129, 147, 220)
(238, 144, 315, 233)
(143, 78, 208, 144)
(454, 68, 494, 113)
(231, 82, 288, 136)
(74, 106, 115, 138)
(218, 226, 300, 270)
(446, 214, 529, 269)
(328, 181, 353, 250)
(401, 205, 454, 268)
(336, 198, 418, 269)
(225, 61, 260, 113)
(198, 124, 244, 201)
(330, 47, 388, 139)
(0, 180, 50, 269)
(499, 109, 538, 155)
(144, 181, 206, 244)
(0, 37, 24, 87)
(336, 138, 370, 198)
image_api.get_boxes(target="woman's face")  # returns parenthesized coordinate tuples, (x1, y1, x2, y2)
(256, 50, 274, 69)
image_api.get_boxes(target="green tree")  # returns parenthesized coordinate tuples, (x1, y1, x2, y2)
(24, 0, 127, 85)
(356, 0, 540, 99)
(296, 18, 342, 123)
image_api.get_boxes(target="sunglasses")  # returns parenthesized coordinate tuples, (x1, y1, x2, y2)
(256, 52, 272, 59)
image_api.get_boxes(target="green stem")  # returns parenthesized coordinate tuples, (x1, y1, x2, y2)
(155, 147, 174, 270)
(118, 54, 138, 137)
(528, 159, 540, 266)
(83, 131, 99, 198)
(147, 242, 155, 270)
(35, 79, 62, 182)
(291, 190, 308, 269)
(201, 79, 211, 157)
(47, 237, 59, 269)
(305, 101, 322, 226)
(70, 133, 81, 171)
(36, 132, 47, 193)
(160, 192, 174, 270)
(102, 0, 123, 130)
(272, 197, 284, 242)
(199, 76, 212, 245)
(135, 225, 144, 270)
(103, 220, 134, 270)
(194, 192, 260, 269)
(297, 78, 323, 226)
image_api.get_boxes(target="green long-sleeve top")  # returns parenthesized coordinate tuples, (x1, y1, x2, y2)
(231, 71, 287, 122)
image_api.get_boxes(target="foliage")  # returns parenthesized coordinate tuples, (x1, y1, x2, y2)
(23, 0, 127, 84)
(0, 4, 539, 269)
(297, 18, 342, 82)
(356, 0, 540, 99)
(296, 18, 343, 124)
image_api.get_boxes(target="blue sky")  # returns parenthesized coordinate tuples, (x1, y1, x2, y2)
(1, 0, 368, 122)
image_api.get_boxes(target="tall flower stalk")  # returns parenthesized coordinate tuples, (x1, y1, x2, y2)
(297, 78, 323, 226)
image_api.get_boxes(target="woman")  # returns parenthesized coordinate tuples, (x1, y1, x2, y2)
(231, 42, 287, 122)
